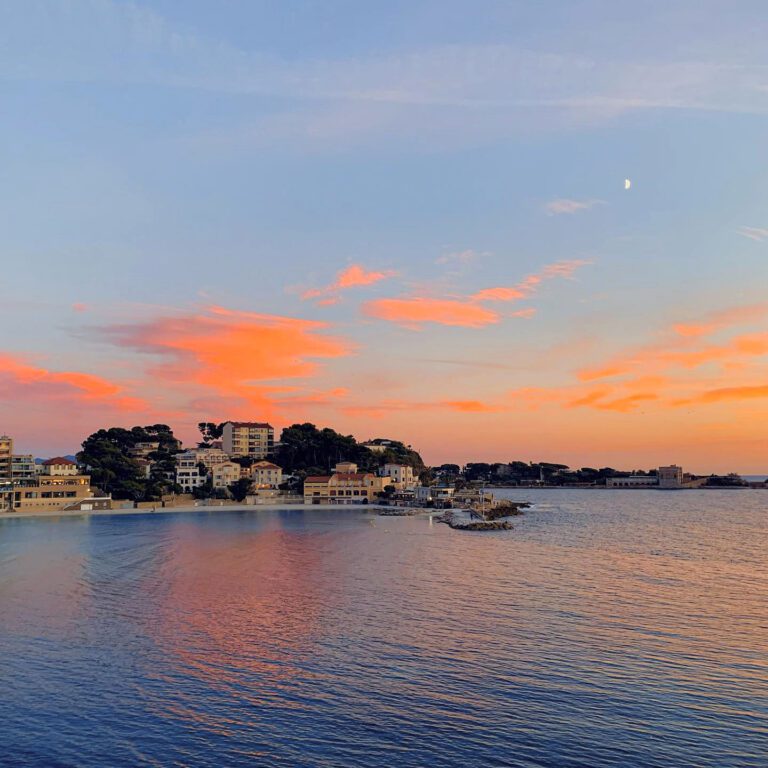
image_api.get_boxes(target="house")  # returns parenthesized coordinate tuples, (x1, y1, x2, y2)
(221, 421, 274, 459)
(250, 461, 283, 489)
(211, 462, 242, 490)
(42, 457, 80, 476)
(415, 485, 455, 506)
(304, 462, 386, 504)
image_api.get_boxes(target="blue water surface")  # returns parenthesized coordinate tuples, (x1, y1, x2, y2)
(0, 489, 766, 767)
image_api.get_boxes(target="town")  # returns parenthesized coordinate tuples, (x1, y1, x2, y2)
(0, 421, 763, 516)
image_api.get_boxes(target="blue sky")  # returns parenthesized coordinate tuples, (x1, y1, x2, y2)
(1, 0, 768, 471)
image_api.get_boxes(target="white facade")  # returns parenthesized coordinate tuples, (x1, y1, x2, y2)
(381, 463, 416, 489)
(606, 476, 658, 488)
(251, 461, 283, 488)
(175, 451, 206, 492)
(212, 462, 242, 490)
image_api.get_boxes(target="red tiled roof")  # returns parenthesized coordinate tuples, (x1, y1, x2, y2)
(253, 461, 280, 469)
(305, 476, 332, 483)
(43, 457, 76, 466)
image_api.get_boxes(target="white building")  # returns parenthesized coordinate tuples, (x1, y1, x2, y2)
(41, 457, 79, 476)
(250, 461, 283, 488)
(415, 485, 454, 504)
(211, 462, 242, 490)
(175, 451, 206, 492)
(658, 465, 684, 489)
(606, 476, 658, 488)
(381, 463, 416, 489)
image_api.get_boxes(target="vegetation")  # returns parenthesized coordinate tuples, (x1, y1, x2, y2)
(228, 478, 253, 502)
(276, 424, 424, 480)
(77, 425, 181, 501)
(197, 422, 224, 448)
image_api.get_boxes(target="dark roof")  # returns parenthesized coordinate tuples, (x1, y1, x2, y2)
(226, 421, 273, 429)
(305, 476, 332, 483)
(43, 457, 77, 466)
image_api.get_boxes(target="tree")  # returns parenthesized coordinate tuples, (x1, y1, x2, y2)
(228, 478, 253, 502)
(77, 425, 181, 501)
(197, 422, 224, 448)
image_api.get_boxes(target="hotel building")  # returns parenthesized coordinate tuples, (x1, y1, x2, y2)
(221, 422, 274, 459)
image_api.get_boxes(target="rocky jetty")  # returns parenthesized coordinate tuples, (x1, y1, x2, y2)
(434, 511, 513, 531)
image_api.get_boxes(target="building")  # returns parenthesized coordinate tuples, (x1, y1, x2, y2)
(415, 485, 455, 506)
(304, 462, 386, 504)
(128, 441, 160, 459)
(658, 465, 684, 489)
(381, 463, 416, 489)
(0, 435, 12, 481)
(42, 457, 79, 476)
(175, 450, 206, 492)
(606, 475, 658, 488)
(360, 439, 393, 454)
(211, 462, 242, 490)
(11, 455, 38, 485)
(12, 460, 98, 513)
(250, 461, 283, 489)
(221, 422, 274, 459)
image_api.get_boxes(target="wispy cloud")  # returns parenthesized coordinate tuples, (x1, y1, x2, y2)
(737, 226, 768, 242)
(544, 199, 604, 215)
(363, 297, 500, 329)
(302, 264, 397, 305)
(472, 259, 591, 302)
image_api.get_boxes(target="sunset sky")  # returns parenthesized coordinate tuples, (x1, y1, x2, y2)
(2, 1, 768, 472)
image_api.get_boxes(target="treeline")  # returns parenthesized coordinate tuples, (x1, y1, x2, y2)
(434, 462, 659, 486)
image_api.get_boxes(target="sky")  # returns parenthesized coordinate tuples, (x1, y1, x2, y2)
(1, 0, 768, 472)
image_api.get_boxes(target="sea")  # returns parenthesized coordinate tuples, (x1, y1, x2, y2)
(0, 489, 765, 767)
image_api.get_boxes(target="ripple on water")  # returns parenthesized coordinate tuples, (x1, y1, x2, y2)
(0, 492, 766, 767)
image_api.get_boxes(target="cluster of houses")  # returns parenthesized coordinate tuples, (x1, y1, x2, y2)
(0, 435, 110, 513)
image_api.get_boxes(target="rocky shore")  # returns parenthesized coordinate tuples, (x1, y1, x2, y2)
(434, 510, 513, 531)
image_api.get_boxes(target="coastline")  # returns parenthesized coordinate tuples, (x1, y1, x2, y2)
(0, 502, 410, 522)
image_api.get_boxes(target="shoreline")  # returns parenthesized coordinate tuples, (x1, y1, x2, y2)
(0, 502, 418, 522)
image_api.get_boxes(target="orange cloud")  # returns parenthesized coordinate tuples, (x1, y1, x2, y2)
(101, 306, 352, 414)
(673, 303, 768, 338)
(673, 384, 768, 406)
(442, 400, 505, 413)
(302, 264, 397, 304)
(472, 259, 591, 303)
(363, 297, 500, 329)
(0, 354, 142, 412)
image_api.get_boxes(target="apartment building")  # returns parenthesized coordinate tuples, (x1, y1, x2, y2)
(0, 435, 12, 481)
(211, 462, 242, 490)
(12, 459, 98, 513)
(658, 465, 684, 489)
(11, 455, 38, 485)
(381, 463, 416, 489)
(221, 421, 274, 459)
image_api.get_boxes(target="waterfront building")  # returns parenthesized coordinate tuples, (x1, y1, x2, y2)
(211, 462, 242, 490)
(221, 421, 274, 459)
(0, 435, 12, 481)
(304, 462, 385, 504)
(606, 476, 658, 488)
(415, 485, 455, 505)
(250, 461, 283, 489)
(381, 463, 416, 489)
(11, 455, 38, 485)
(12, 459, 101, 513)
(658, 465, 684, 489)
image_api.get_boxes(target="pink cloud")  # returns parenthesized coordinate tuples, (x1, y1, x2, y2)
(302, 263, 397, 304)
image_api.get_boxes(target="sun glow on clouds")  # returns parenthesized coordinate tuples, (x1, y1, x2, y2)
(100, 306, 352, 416)
(364, 260, 590, 328)
(302, 264, 397, 305)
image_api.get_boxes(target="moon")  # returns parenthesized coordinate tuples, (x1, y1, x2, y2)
(624, 178, 632, 190)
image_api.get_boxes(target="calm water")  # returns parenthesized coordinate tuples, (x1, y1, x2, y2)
(1, 490, 766, 767)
